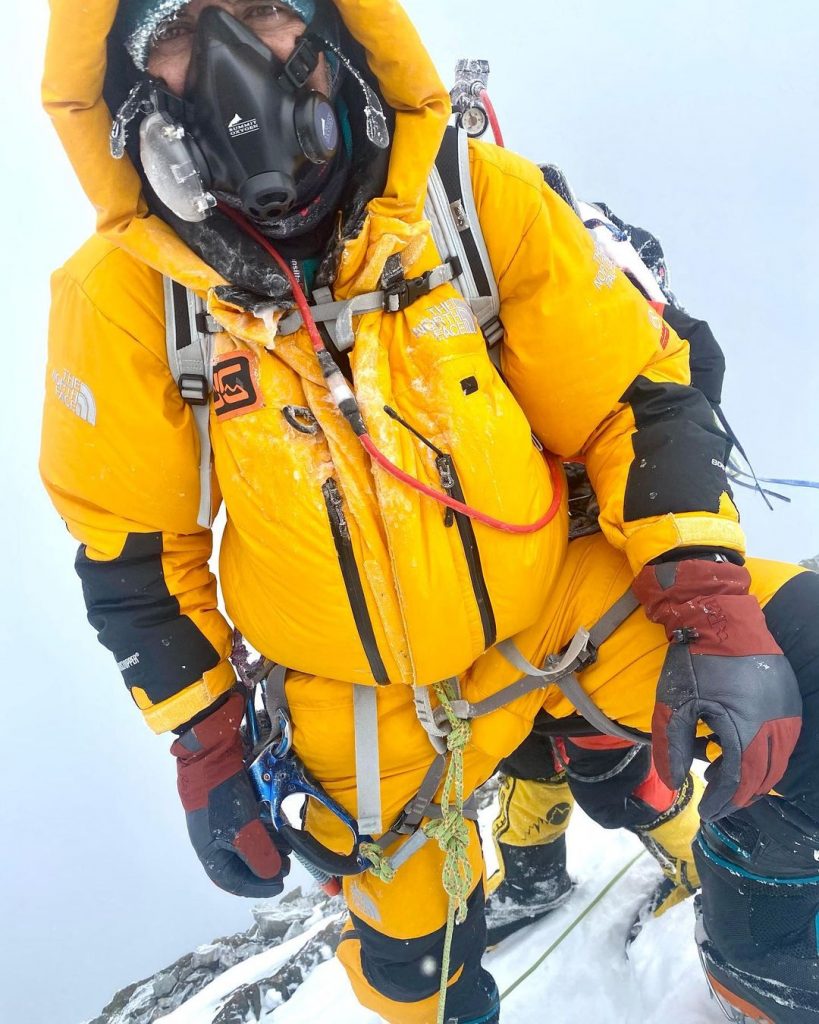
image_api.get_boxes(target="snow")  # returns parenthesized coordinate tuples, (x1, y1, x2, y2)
(155, 800, 726, 1023)
(273, 807, 726, 1022)
(154, 916, 339, 1024)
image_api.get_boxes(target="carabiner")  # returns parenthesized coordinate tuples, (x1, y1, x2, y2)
(249, 746, 367, 878)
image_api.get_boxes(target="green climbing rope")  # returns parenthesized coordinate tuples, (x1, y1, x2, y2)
(422, 679, 474, 1024)
(359, 840, 397, 883)
(499, 850, 647, 1002)
(359, 680, 474, 1024)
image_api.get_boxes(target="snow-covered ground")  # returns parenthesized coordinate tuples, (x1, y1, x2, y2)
(153, 801, 726, 1024)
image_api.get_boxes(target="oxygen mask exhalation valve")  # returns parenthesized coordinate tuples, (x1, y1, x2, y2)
(139, 109, 218, 222)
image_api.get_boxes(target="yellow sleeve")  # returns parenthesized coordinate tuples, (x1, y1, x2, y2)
(469, 142, 744, 572)
(40, 242, 234, 733)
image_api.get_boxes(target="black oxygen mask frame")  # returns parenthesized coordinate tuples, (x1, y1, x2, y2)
(173, 6, 339, 221)
(116, 6, 390, 225)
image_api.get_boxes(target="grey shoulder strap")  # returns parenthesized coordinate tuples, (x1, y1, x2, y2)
(426, 125, 503, 347)
(163, 277, 216, 529)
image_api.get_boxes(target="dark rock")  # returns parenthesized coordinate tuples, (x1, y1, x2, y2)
(212, 984, 263, 1024)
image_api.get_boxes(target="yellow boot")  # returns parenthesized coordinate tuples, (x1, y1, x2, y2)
(486, 774, 574, 945)
(632, 772, 704, 918)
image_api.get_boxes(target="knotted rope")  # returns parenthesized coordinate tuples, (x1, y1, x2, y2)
(358, 680, 473, 1024)
(359, 841, 397, 883)
(422, 679, 474, 1024)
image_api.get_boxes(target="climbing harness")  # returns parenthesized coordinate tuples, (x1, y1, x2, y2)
(243, 670, 363, 897)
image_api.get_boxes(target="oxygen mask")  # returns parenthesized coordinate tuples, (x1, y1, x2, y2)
(111, 6, 389, 226)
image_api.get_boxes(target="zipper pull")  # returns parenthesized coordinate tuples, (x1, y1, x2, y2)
(436, 455, 456, 528)
(323, 479, 349, 538)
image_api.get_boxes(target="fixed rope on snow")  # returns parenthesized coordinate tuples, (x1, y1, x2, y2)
(499, 850, 647, 1002)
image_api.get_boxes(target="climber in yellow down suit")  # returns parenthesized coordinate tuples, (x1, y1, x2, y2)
(41, 1, 818, 1021)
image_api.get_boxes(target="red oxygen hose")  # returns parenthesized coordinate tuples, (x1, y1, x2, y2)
(479, 89, 505, 148)
(220, 203, 327, 354)
(361, 435, 562, 535)
(218, 203, 562, 534)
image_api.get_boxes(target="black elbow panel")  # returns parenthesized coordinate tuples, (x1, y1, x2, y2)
(621, 376, 733, 522)
(662, 306, 726, 406)
(75, 532, 221, 705)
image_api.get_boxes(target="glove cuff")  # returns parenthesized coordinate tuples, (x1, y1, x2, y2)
(171, 691, 247, 811)
(633, 559, 782, 658)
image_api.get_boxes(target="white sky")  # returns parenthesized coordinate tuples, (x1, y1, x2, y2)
(1, 3, 817, 1023)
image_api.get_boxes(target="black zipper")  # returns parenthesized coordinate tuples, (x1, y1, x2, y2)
(322, 478, 389, 685)
(436, 453, 497, 650)
(383, 405, 497, 652)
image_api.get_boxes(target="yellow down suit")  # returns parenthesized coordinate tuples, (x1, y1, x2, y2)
(41, 1, 805, 1021)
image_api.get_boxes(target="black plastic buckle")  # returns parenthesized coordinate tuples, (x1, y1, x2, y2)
(671, 627, 701, 645)
(549, 635, 599, 674)
(388, 809, 419, 837)
(178, 374, 209, 406)
(282, 36, 319, 89)
(573, 640, 599, 672)
(383, 257, 463, 313)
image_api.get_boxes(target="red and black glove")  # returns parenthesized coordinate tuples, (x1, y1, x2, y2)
(633, 558, 802, 822)
(171, 692, 289, 897)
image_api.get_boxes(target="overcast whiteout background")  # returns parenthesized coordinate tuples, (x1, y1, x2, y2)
(1, 3, 817, 1022)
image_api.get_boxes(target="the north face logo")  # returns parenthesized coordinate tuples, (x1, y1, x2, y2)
(52, 369, 96, 425)
(213, 351, 263, 420)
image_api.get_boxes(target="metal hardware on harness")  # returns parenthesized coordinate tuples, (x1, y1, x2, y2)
(245, 665, 371, 885)
(545, 632, 598, 675)
(249, 740, 367, 880)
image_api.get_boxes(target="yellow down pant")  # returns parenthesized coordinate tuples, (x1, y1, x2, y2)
(282, 534, 803, 1024)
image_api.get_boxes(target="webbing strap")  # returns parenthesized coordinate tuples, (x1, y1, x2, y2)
(276, 259, 459, 351)
(412, 592, 642, 739)
(550, 673, 647, 745)
(191, 405, 212, 528)
(261, 663, 290, 737)
(432, 126, 503, 346)
(277, 289, 385, 349)
(588, 590, 641, 647)
(493, 590, 646, 745)
(392, 754, 448, 834)
(263, 662, 288, 711)
(163, 277, 216, 529)
(353, 685, 383, 835)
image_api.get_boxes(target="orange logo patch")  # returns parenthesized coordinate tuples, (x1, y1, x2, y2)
(213, 351, 264, 421)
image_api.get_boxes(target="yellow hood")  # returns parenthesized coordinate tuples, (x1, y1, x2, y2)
(42, 0, 451, 293)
